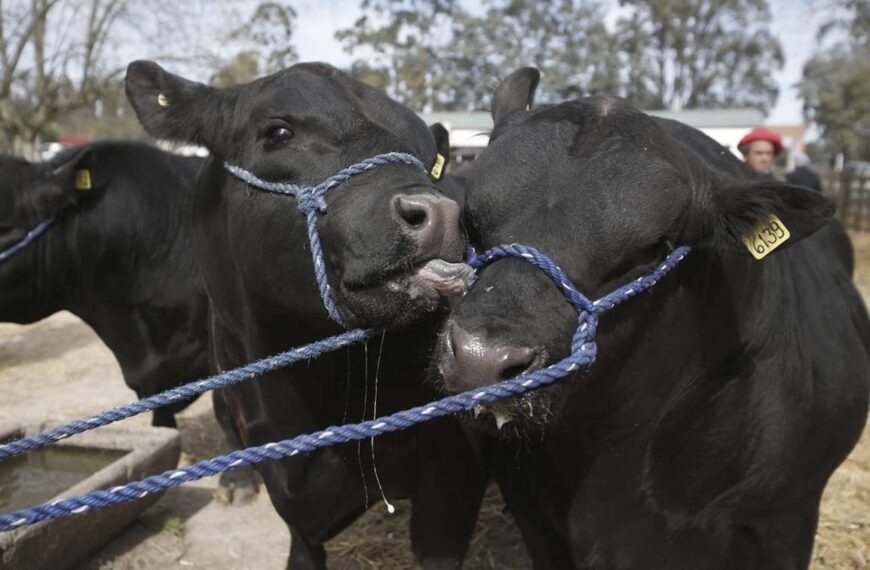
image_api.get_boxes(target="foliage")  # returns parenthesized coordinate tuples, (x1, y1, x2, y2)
(0, 0, 129, 153)
(337, 0, 457, 110)
(616, 0, 783, 111)
(338, 0, 784, 112)
(799, 0, 870, 159)
(215, 1, 298, 86)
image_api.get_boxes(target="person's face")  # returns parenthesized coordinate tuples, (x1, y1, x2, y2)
(744, 140, 775, 174)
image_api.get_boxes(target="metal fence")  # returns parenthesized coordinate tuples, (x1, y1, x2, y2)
(822, 171, 870, 231)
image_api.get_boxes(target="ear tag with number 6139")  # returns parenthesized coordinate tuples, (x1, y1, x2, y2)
(742, 214, 790, 260)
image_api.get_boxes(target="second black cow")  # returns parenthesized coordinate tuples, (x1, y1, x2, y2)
(433, 68, 869, 569)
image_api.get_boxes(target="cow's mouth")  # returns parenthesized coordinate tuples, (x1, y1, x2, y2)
(449, 392, 558, 439)
(345, 258, 473, 298)
(338, 258, 474, 327)
(409, 258, 474, 296)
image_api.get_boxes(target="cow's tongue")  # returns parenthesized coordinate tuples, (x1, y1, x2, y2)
(415, 259, 475, 296)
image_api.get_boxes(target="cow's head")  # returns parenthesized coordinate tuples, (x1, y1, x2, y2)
(125, 61, 464, 328)
(432, 67, 833, 433)
(0, 147, 97, 321)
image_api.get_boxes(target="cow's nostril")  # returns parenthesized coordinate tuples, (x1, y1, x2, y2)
(442, 322, 543, 392)
(392, 195, 431, 230)
(501, 362, 534, 381)
(496, 347, 540, 380)
(391, 193, 463, 263)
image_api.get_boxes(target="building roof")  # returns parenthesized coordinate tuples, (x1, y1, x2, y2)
(646, 108, 765, 129)
(419, 111, 495, 130)
(419, 108, 766, 131)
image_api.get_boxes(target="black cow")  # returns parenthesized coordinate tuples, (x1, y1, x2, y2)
(0, 141, 209, 428)
(432, 68, 870, 569)
(125, 61, 487, 569)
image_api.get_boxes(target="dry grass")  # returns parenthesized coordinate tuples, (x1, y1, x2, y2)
(325, 485, 529, 570)
(811, 421, 869, 569)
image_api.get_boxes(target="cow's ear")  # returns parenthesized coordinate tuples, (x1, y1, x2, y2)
(491, 67, 540, 127)
(689, 178, 834, 254)
(49, 146, 101, 193)
(429, 122, 450, 178)
(33, 146, 99, 212)
(125, 60, 221, 150)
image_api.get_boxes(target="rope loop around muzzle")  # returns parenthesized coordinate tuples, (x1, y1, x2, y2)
(224, 152, 428, 327)
(466, 244, 691, 359)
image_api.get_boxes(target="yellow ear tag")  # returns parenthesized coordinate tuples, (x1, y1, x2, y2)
(742, 214, 790, 260)
(74, 169, 92, 191)
(157, 93, 170, 107)
(430, 153, 445, 180)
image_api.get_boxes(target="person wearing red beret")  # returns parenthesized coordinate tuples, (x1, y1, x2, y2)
(738, 128, 783, 180)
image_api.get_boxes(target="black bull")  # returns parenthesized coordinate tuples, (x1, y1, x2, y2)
(125, 61, 488, 569)
(431, 68, 870, 569)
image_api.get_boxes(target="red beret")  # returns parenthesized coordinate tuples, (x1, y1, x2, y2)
(738, 129, 783, 156)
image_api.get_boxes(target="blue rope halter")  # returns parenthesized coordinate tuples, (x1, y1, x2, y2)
(0, 242, 690, 531)
(0, 217, 56, 265)
(224, 152, 428, 327)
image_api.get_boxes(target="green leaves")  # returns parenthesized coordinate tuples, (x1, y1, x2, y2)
(338, 0, 785, 113)
(799, 1, 870, 159)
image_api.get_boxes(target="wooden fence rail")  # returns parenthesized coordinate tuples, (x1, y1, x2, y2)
(822, 172, 870, 232)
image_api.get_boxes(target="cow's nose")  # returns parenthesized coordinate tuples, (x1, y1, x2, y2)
(440, 321, 543, 393)
(391, 193, 463, 261)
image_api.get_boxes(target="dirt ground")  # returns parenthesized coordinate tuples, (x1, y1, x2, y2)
(1, 237, 868, 569)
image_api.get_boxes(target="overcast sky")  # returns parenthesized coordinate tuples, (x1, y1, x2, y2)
(172, 0, 831, 126)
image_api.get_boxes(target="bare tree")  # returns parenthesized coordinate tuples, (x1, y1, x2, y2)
(0, 0, 130, 154)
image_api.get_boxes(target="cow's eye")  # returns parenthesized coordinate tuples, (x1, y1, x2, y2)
(265, 126, 293, 145)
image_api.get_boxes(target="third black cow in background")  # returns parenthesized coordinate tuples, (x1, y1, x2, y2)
(0, 141, 208, 429)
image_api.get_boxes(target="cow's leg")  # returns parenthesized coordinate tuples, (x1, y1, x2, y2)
(212, 390, 260, 505)
(496, 472, 574, 570)
(126, 372, 180, 428)
(285, 526, 327, 570)
(151, 407, 178, 428)
(407, 423, 489, 569)
(149, 396, 194, 429)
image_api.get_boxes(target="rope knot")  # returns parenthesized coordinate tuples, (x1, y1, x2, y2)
(296, 192, 328, 215)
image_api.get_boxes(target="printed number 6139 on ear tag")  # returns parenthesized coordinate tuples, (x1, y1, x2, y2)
(743, 214, 790, 260)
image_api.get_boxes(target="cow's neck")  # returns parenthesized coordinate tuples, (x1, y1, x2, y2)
(566, 246, 788, 431)
(40, 186, 204, 380)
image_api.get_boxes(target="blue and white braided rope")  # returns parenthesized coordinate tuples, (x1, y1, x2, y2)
(0, 217, 56, 265)
(0, 245, 689, 532)
(0, 328, 377, 461)
(224, 152, 428, 326)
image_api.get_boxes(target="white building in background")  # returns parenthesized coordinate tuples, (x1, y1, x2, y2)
(155, 140, 209, 157)
(419, 108, 766, 167)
